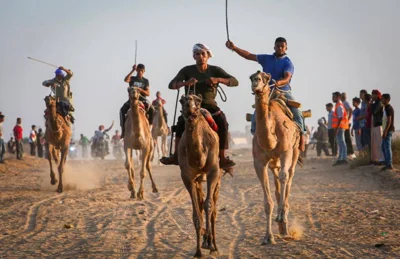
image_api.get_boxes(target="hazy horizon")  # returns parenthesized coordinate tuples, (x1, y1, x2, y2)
(1, 0, 399, 139)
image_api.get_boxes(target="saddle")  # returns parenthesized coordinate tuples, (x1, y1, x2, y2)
(44, 101, 72, 124)
(200, 108, 218, 132)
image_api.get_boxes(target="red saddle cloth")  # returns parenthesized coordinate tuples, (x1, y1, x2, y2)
(200, 108, 218, 132)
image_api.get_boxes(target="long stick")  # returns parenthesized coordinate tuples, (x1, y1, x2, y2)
(169, 89, 180, 156)
(225, 0, 230, 41)
(135, 40, 138, 64)
(27, 57, 58, 68)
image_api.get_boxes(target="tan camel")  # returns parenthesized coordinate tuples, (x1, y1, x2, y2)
(44, 96, 72, 193)
(250, 71, 303, 245)
(178, 94, 222, 258)
(124, 87, 158, 200)
(151, 99, 168, 164)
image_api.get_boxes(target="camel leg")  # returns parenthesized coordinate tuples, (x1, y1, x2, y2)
(52, 148, 59, 164)
(210, 177, 221, 256)
(125, 148, 136, 199)
(254, 157, 276, 245)
(137, 147, 149, 200)
(281, 147, 300, 238)
(47, 144, 58, 185)
(57, 145, 68, 193)
(146, 143, 158, 193)
(182, 174, 203, 258)
(269, 159, 285, 235)
(161, 135, 167, 158)
(276, 150, 294, 238)
(202, 167, 220, 255)
(155, 137, 161, 165)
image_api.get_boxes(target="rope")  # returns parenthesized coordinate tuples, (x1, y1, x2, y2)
(169, 89, 180, 156)
(217, 85, 227, 102)
(225, 0, 230, 41)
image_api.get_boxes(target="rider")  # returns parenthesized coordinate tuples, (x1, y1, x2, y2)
(226, 38, 307, 151)
(120, 64, 154, 138)
(111, 130, 122, 146)
(42, 66, 75, 124)
(93, 121, 114, 155)
(152, 91, 169, 125)
(160, 43, 239, 171)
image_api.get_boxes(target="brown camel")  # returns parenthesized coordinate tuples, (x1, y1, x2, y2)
(44, 96, 72, 193)
(178, 94, 222, 258)
(151, 99, 168, 164)
(250, 71, 303, 245)
(124, 87, 158, 200)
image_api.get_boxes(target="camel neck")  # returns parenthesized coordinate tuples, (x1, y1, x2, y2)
(130, 100, 142, 133)
(255, 92, 277, 151)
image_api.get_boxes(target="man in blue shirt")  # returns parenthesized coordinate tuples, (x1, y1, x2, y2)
(226, 37, 307, 151)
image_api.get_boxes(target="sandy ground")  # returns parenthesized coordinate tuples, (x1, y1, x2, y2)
(1, 149, 400, 259)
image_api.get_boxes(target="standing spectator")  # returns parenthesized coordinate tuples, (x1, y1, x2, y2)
(0, 114, 5, 163)
(29, 125, 37, 156)
(357, 90, 368, 153)
(315, 118, 330, 157)
(371, 90, 384, 165)
(326, 103, 337, 156)
(37, 128, 44, 158)
(351, 97, 363, 154)
(381, 94, 395, 170)
(79, 134, 90, 158)
(332, 92, 348, 165)
(302, 125, 311, 158)
(7, 137, 16, 154)
(341, 92, 355, 159)
(13, 118, 23, 160)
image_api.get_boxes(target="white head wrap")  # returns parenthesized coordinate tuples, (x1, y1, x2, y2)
(192, 43, 213, 58)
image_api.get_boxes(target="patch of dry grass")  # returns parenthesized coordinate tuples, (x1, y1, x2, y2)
(391, 137, 400, 165)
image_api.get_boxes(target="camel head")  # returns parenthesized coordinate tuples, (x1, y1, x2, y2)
(128, 87, 140, 102)
(249, 71, 271, 94)
(181, 94, 202, 123)
(44, 95, 56, 108)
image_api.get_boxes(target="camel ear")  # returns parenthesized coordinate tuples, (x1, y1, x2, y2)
(261, 73, 271, 84)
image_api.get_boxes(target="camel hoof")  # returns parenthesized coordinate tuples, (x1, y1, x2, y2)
(128, 183, 133, 191)
(193, 250, 202, 258)
(282, 235, 294, 241)
(201, 241, 210, 250)
(57, 186, 63, 193)
(152, 188, 158, 193)
(130, 192, 136, 199)
(210, 250, 219, 256)
(50, 178, 58, 185)
(261, 236, 276, 245)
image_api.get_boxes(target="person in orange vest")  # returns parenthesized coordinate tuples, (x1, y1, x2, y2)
(332, 92, 349, 166)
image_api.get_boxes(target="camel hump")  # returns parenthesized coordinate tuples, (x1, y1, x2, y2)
(199, 108, 218, 132)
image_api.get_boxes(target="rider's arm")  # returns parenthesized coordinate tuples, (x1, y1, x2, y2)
(138, 79, 150, 96)
(42, 79, 54, 87)
(104, 121, 115, 133)
(231, 45, 257, 62)
(213, 66, 239, 87)
(275, 59, 294, 88)
(169, 67, 189, 90)
(124, 67, 136, 83)
(59, 66, 73, 79)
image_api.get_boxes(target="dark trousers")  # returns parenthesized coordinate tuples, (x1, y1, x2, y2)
(328, 129, 337, 156)
(344, 128, 354, 155)
(317, 142, 330, 156)
(16, 139, 23, 159)
(30, 143, 36, 156)
(174, 107, 229, 150)
(37, 144, 43, 158)
(120, 100, 154, 132)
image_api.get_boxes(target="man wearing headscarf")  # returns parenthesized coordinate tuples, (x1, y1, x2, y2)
(315, 118, 330, 157)
(370, 89, 385, 164)
(42, 66, 75, 123)
(160, 43, 239, 172)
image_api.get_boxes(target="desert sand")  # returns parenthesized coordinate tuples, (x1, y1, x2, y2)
(1, 149, 399, 258)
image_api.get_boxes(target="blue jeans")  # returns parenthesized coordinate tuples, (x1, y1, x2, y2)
(0, 139, 5, 161)
(250, 91, 306, 135)
(381, 131, 393, 167)
(336, 128, 347, 160)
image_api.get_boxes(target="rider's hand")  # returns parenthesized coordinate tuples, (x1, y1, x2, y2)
(132, 64, 137, 71)
(187, 78, 198, 86)
(225, 40, 235, 50)
(206, 77, 219, 86)
(58, 66, 65, 71)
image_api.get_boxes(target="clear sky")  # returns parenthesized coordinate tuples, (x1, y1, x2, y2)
(0, 0, 398, 139)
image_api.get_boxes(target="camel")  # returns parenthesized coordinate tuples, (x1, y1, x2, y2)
(124, 87, 158, 200)
(151, 99, 169, 164)
(178, 94, 222, 258)
(44, 96, 72, 193)
(249, 71, 303, 245)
